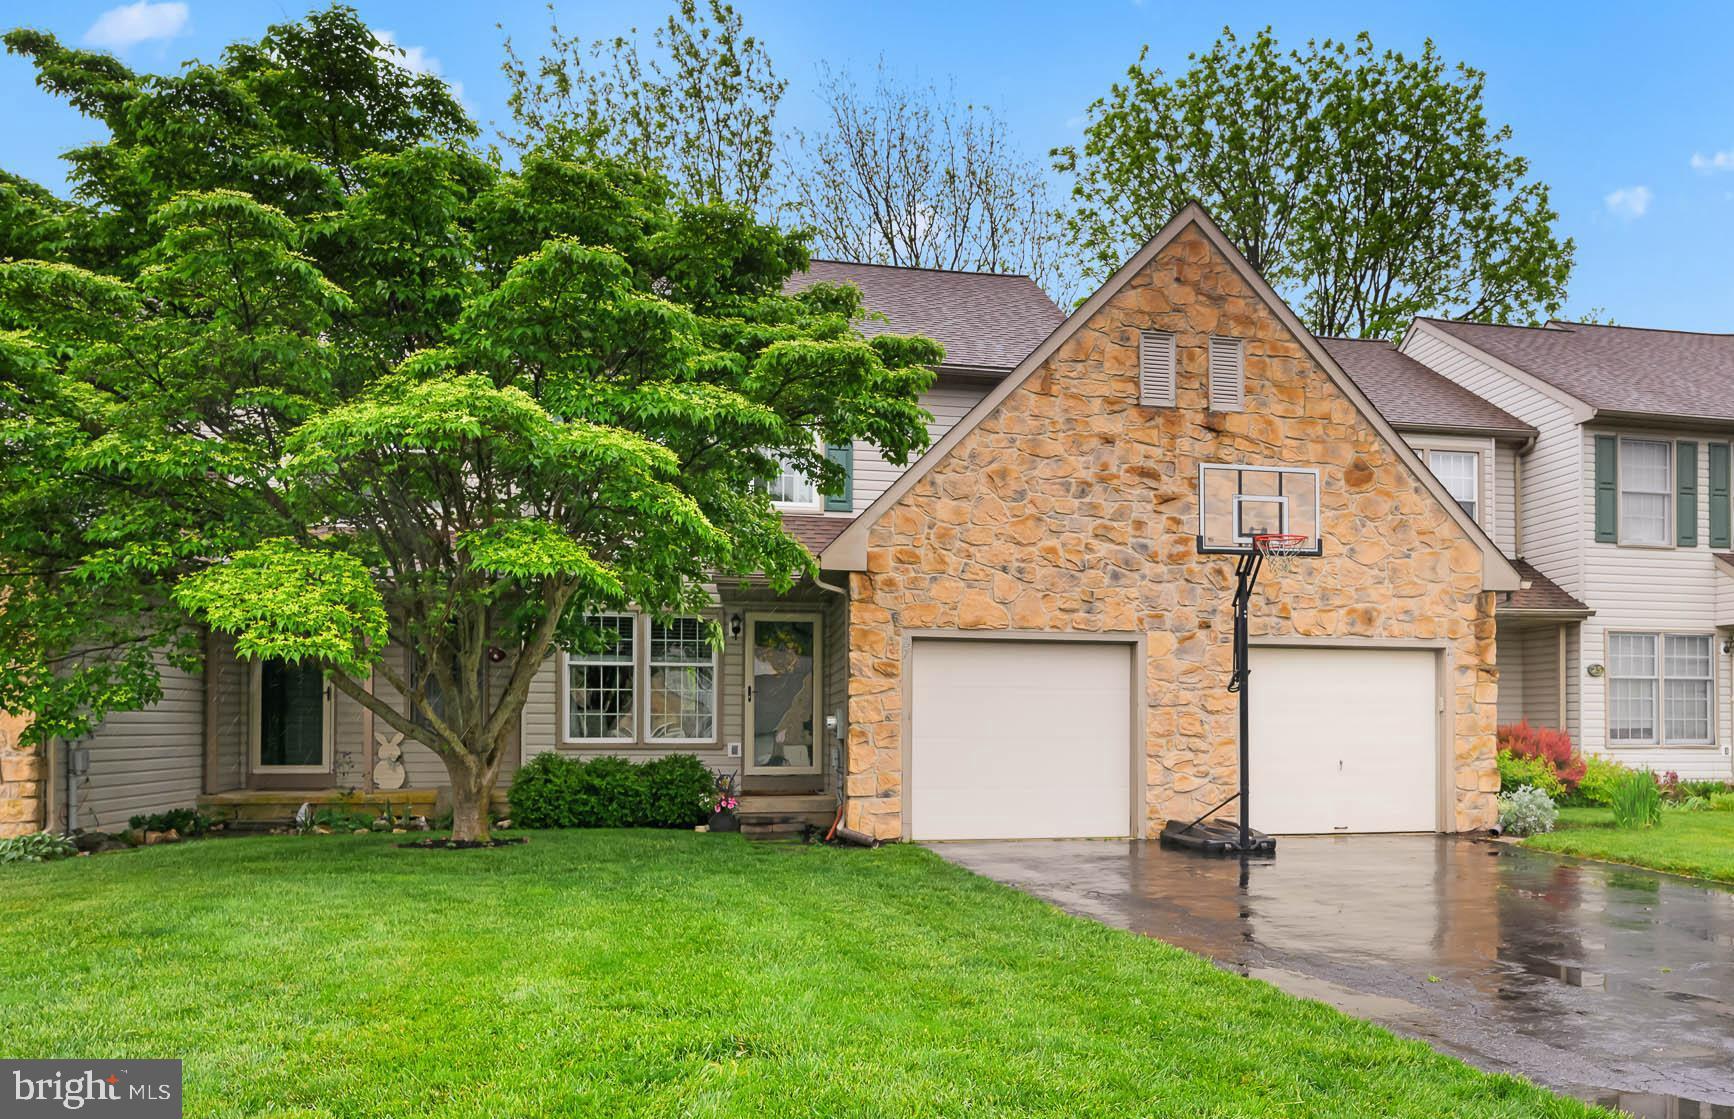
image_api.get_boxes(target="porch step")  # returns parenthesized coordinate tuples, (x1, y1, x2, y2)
(737, 794, 838, 841)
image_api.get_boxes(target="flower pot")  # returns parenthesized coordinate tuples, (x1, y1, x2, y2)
(708, 811, 740, 833)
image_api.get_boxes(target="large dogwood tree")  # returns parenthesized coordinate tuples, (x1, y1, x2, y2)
(0, 6, 937, 839)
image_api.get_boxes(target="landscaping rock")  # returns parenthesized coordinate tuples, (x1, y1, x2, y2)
(352, 827, 369, 835)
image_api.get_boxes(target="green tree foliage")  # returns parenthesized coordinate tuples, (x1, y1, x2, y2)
(500, 0, 785, 211)
(0, 5, 937, 839)
(1054, 28, 1575, 337)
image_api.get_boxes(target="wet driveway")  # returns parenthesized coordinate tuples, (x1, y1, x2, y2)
(934, 836, 1734, 1118)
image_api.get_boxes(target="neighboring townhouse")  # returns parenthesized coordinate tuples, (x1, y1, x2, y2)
(1385, 318, 1734, 781)
(7, 204, 1522, 842)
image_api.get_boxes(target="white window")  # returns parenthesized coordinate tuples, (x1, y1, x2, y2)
(1428, 450, 1480, 522)
(646, 617, 717, 741)
(1139, 330, 1176, 407)
(1620, 439, 1672, 546)
(1208, 335, 1244, 412)
(563, 613, 719, 743)
(566, 614, 636, 741)
(767, 455, 820, 509)
(1608, 632, 1715, 745)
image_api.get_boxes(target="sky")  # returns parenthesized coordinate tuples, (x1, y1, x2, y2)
(4, 0, 1734, 330)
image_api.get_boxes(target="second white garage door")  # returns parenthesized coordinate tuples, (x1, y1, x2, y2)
(1248, 645, 1440, 834)
(909, 639, 1132, 841)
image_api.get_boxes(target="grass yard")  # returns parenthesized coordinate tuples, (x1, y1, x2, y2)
(0, 832, 1606, 1118)
(1525, 805, 1734, 883)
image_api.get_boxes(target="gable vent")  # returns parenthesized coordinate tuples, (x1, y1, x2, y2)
(1208, 335, 1245, 412)
(1139, 330, 1176, 407)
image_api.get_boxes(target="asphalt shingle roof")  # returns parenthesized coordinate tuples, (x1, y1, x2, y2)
(1506, 558, 1591, 615)
(780, 513, 853, 557)
(784, 259, 1063, 372)
(1424, 319, 1734, 423)
(1320, 336, 1535, 436)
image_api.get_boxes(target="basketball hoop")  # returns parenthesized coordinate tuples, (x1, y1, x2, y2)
(1252, 533, 1308, 577)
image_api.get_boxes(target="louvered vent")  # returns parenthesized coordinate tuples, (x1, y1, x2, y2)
(1208, 335, 1244, 412)
(1139, 330, 1176, 407)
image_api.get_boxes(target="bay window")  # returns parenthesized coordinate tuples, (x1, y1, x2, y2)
(1608, 632, 1715, 745)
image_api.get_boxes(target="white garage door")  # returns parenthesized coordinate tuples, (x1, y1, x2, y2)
(910, 640, 1132, 840)
(1248, 646, 1439, 834)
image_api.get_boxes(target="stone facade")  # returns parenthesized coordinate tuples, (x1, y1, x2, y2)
(844, 224, 1499, 840)
(0, 709, 43, 838)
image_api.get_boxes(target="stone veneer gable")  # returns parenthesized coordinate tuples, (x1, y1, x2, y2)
(844, 225, 1499, 840)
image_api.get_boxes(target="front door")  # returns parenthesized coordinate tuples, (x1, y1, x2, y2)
(744, 615, 822, 775)
(251, 657, 332, 783)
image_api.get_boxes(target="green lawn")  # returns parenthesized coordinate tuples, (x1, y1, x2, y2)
(0, 832, 1604, 1118)
(1525, 806, 1734, 882)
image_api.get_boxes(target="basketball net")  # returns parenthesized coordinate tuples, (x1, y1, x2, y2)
(1251, 533, 1307, 578)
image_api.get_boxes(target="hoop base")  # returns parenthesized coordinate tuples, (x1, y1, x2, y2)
(1160, 818, 1277, 856)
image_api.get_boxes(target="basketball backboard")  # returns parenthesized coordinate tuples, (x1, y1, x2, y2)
(1197, 464, 1322, 555)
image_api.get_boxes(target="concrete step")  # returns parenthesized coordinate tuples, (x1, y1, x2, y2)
(738, 793, 837, 841)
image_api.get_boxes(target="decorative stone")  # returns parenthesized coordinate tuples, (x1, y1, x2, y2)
(844, 225, 1500, 840)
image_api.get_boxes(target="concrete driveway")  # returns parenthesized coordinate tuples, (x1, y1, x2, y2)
(934, 835, 1734, 1118)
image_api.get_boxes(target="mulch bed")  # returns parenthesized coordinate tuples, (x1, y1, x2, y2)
(396, 837, 528, 850)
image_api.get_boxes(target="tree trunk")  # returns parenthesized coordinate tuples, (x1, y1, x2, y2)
(446, 756, 495, 842)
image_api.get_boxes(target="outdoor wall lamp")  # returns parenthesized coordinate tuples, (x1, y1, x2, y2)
(729, 613, 743, 639)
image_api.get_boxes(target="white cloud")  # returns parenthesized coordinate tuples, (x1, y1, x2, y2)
(372, 30, 463, 101)
(84, 1, 188, 50)
(1691, 150, 1734, 173)
(1604, 185, 1652, 220)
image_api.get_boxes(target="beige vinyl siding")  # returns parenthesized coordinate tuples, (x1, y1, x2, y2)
(1495, 624, 1526, 725)
(852, 374, 996, 511)
(1521, 626, 1563, 728)
(1576, 425, 1732, 779)
(210, 633, 248, 793)
(1401, 327, 1583, 592)
(1494, 443, 1519, 556)
(75, 654, 205, 830)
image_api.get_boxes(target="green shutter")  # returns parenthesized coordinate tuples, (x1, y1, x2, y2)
(1594, 435, 1618, 543)
(1711, 443, 1731, 549)
(823, 442, 853, 512)
(1678, 441, 1699, 547)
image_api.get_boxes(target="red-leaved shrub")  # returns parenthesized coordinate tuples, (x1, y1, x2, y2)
(1497, 721, 1585, 791)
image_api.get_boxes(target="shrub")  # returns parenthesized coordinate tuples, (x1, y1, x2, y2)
(1497, 749, 1562, 798)
(1711, 791, 1734, 812)
(0, 831, 78, 864)
(1570, 754, 1629, 807)
(1670, 778, 1728, 803)
(641, 754, 719, 828)
(1678, 795, 1713, 812)
(508, 752, 715, 829)
(508, 753, 588, 828)
(1610, 769, 1663, 829)
(1497, 785, 1558, 836)
(1497, 721, 1584, 792)
(572, 756, 651, 827)
(128, 807, 215, 836)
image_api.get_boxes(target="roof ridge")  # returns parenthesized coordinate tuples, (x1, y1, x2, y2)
(806, 257, 1038, 281)
(1544, 319, 1734, 339)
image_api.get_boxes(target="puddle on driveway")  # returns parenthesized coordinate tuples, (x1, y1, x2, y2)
(932, 835, 1734, 1115)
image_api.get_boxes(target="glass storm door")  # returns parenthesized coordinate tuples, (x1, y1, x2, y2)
(257, 658, 330, 772)
(745, 616, 821, 775)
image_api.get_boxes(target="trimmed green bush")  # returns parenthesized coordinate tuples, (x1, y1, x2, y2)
(128, 807, 216, 836)
(1497, 749, 1562, 798)
(508, 752, 715, 829)
(1497, 785, 1558, 836)
(1569, 754, 1628, 807)
(641, 754, 718, 828)
(1610, 769, 1663, 830)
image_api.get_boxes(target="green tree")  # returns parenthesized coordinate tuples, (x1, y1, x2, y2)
(1054, 28, 1574, 337)
(500, 0, 785, 211)
(0, 6, 937, 839)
